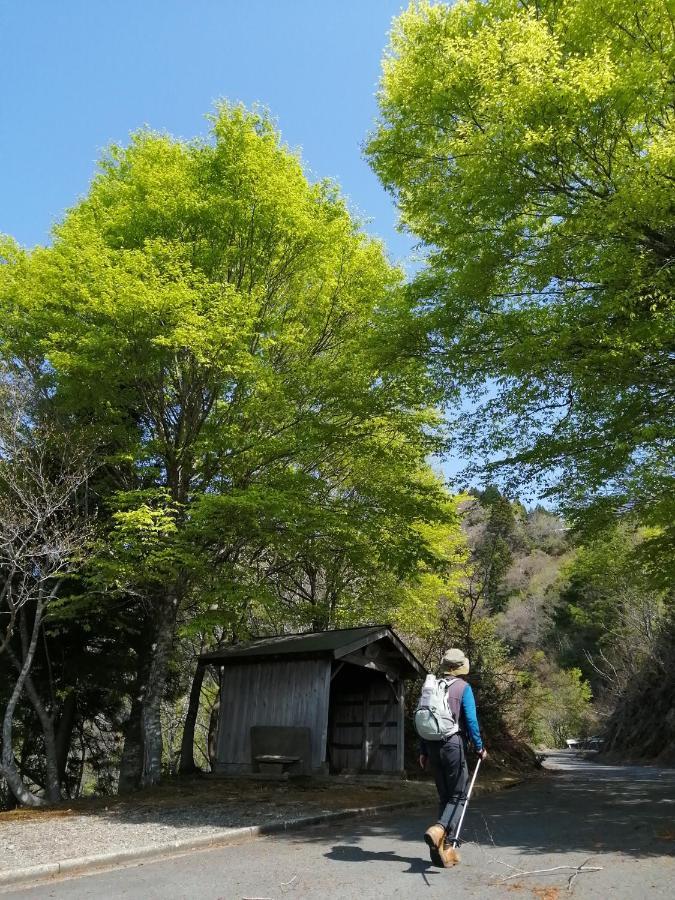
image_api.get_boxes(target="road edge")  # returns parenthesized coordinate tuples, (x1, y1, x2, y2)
(0, 773, 529, 892)
(0, 798, 427, 891)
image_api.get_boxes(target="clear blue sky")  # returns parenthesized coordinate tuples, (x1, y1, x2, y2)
(1, 0, 413, 260)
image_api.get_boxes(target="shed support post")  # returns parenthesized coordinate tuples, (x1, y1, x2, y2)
(320, 660, 332, 772)
(396, 679, 405, 772)
(361, 689, 369, 770)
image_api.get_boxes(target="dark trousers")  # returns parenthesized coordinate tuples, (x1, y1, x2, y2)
(427, 733, 469, 840)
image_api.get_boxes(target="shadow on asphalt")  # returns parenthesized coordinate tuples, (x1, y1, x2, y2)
(284, 761, 675, 867)
(324, 844, 441, 886)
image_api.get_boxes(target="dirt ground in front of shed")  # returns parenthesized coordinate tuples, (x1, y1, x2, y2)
(0, 766, 528, 825)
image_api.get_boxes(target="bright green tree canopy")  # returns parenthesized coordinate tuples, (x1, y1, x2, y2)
(1, 103, 450, 628)
(367, 0, 675, 570)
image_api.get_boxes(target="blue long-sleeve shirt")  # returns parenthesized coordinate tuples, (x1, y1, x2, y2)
(420, 682, 483, 752)
(460, 683, 483, 750)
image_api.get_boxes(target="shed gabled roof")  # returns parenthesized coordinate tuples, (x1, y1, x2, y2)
(198, 625, 426, 679)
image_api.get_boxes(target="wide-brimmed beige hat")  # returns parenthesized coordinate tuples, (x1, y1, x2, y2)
(441, 648, 470, 676)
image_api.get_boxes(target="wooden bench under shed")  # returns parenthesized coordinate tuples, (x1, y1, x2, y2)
(253, 755, 300, 777)
(250, 725, 311, 777)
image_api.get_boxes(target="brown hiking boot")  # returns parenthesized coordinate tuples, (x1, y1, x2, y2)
(439, 843, 461, 867)
(424, 824, 445, 866)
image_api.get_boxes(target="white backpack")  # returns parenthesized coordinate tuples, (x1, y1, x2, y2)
(414, 674, 459, 741)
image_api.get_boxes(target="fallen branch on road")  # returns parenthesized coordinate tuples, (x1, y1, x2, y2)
(566, 858, 603, 891)
(475, 814, 603, 892)
(496, 857, 603, 892)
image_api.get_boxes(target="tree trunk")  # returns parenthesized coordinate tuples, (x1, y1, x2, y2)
(118, 697, 144, 791)
(23, 679, 61, 804)
(118, 646, 151, 792)
(0, 597, 48, 807)
(55, 689, 77, 788)
(2, 775, 19, 810)
(0, 760, 47, 807)
(139, 596, 179, 788)
(11, 619, 61, 805)
(207, 665, 222, 773)
(13, 608, 61, 803)
(179, 662, 205, 774)
(208, 690, 220, 773)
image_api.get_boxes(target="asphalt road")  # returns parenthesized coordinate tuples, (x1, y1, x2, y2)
(4, 752, 674, 899)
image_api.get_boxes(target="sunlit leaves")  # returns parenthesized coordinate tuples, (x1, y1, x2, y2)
(368, 0, 675, 569)
(1, 102, 450, 634)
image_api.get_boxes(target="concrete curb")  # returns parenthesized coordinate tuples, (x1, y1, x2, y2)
(0, 798, 427, 891)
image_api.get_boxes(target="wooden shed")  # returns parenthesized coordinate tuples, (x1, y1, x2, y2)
(199, 625, 426, 776)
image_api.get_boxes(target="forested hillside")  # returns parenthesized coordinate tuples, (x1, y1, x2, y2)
(400, 487, 672, 765)
(447, 491, 672, 761)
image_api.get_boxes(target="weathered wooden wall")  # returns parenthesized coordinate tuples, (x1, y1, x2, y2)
(214, 658, 331, 774)
(328, 668, 404, 773)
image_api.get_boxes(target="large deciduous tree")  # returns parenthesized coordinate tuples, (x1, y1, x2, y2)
(1, 104, 445, 789)
(367, 0, 675, 570)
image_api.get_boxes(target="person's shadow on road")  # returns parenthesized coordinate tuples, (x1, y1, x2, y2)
(325, 843, 442, 886)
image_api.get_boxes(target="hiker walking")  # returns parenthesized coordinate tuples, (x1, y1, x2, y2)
(416, 648, 487, 867)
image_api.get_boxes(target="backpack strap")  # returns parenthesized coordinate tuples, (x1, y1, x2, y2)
(445, 677, 467, 723)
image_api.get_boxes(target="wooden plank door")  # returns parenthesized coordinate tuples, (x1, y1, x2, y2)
(364, 680, 399, 772)
(329, 688, 365, 772)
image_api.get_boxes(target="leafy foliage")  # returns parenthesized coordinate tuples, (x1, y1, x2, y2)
(368, 0, 675, 569)
(553, 525, 669, 712)
(520, 655, 594, 748)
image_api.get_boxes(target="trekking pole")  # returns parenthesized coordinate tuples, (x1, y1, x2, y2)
(450, 756, 482, 848)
